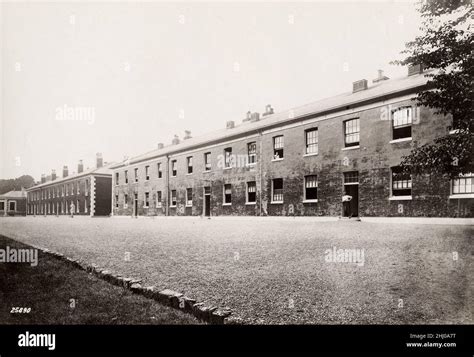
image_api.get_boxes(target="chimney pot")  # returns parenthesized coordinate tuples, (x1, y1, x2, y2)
(263, 104, 274, 117)
(353, 79, 368, 93)
(184, 130, 192, 140)
(250, 112, 260, 122)
(226, 120, 235, 129)
(63, 165, 69, 178)
(41, 174, 46, 184)
(373, 69, 389, 83)
(96, 153, 103, 168)
(172, 135, 180, 145)
(157, 143, 164, 150)
(78, 160, 84, 173)
(243, 111, 252, 122)
(51, 169, 57, 181)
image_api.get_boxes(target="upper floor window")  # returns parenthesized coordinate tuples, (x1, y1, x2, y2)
(157, 163, 162, 178)
(273, 136, 284, 159)
(124, 194, 128, 208)
(115, 172, 119, 185)
(145, 166, 150, 180)
(171, 160, 177, 177)
(187, 157, 193, 174)
(224, 148, 232, 168)
(304, 175, 318, 201)
(272, 178, 283, 202)
(452, 173, 473, 195)
(134, 168, 139, 182)
(204, 152, 211, 171)
(344, 118, 360, 147)
(223, 184, 232, 204)
(156, 191, 162, 208)
(124, 170, 128, 184)
(392, 107, 412, 140)
(305, 128, 318, 155)
(247, 181, 256, 203)
(248, 142, 257, 164)
(391, 166, 412, 197)
(144, 192, 150, 207)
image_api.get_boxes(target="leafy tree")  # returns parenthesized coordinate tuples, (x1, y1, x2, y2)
(392, 0, 473, 178)
(0, 175, 35, 194)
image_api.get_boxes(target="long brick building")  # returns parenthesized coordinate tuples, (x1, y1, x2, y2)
(110, 67, 473, 218)
(26, 154, 113, 217)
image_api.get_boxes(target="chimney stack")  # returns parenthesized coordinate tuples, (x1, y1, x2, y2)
(262, 104, 274, 117)
(63, 166, 69, 178)
(243, 111, 252, 123)
(96, 153, 103, 168)
(41, 174, 46, 184)
(226, 120, 235, 129)
(157, 143, 164, 150)
(353, 79, 368, 93)
(172, 135, 180, 145)
(51, 169, 56, 181)
(408, 64, 423, 76)
(372, 69, 389, 83)
(184, 130, 192, 140)
(78, 160, 84, 173)
(250, 112, 260, 122)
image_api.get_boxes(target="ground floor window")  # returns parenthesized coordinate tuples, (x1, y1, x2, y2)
(124, 194, 128, 209)
(247, 181, 256, 203)
(170, 190, 177, 207)
(84, 199, 88, 213)
(9, 201, 16, 211)
(115, 195, 119, 208)
(452, 173, 473, 195)
(156, 191, 162, 208)
(186, 188, 193, 207)
(391, 166, 412, 196)
(144, 192, 149, 208)
(304, 175, 318, 201)
(272, 178, 283, 202)
(0, 201, 4, 210)
(223, 184, 232, 204)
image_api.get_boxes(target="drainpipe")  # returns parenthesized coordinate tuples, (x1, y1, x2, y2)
(165, 154, 170, 217)
(258, 129, 263, 216)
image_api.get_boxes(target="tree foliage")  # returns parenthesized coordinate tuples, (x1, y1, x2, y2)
(0, 175, 35, 195)
(393, 0, 473, 178)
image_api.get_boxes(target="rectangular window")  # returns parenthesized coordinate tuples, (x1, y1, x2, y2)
(77, 182, 80, 194)
(125, 170, 128, 184)
(156, 191, 162, 208)
(115, 172, 119, 185)
(272, 178, 283, 202)
(187, 157, 193, 174)
(248, 142, 257, 164)
(305, 128, 318, 154)
(247, 181, 256, 203)
(172, 160, 177, 176)
(76, 200, 80, 213)
(85, 180, 89, 196)
(9, 201, 16, 211)
(186, 188, 193, 206)
(134, 168, 139, 182)
(392, 107, 412, 140)
(157, 163, 162, 178)
(273, 136, 284, 159)
(304, 175, 318, 201)
(85, 199, 88, 213)
(115, 195, 119, 208)
(224, 148, 232, 168)
(65, 185, 68, 196)
(223, 184, 232, 204)
(124, 194, 128, 208)
(344, 118, 360, 147)
(452, 173, 473, 194)
(170, 190, 177, 206)
(144, 192, 149, 207)
(0, 202, 4, 210)
(344, 171, 359, 184)
(145, 166, 150, 180)
(204, 152, 211, 171)
(391, 166, 412, 197)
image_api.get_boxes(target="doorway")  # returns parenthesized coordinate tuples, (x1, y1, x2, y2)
(343, 171, 359, 217)
(134, 193, 138, 217)
(203, 186, 211, 217)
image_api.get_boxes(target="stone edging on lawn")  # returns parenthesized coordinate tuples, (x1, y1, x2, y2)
(28, 244, 242, 325)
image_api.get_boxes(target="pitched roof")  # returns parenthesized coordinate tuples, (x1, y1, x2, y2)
(111, 71, 431, 168)
(26, 163, 115, 191)
(0, 190, 27, 199)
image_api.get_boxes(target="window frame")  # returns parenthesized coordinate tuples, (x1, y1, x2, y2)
(343, 118, 360, 148)
(224, 148, 232, 169)
(204, 152, 211, 171)
(272, 135, 284, 160)
(390, 166, 412, 199)
(391, 106, 413, 141)
(171, 160, 177, 177)
(223, 184, 232, 205)
(450, 173, 474, 198)
(304, 175, 318, 202)
(170, 190, 177, 207)
(145, 166, 150, 181)
(186, 188, 193, 207)
(247, 142, 257, 165)
(305, 128, 319, 155)
(246, 181, 257, 204)
(187, 156, 193, 174)
(271, 178, 284, 203)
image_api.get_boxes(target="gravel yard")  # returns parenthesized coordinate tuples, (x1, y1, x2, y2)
(0, 216, 472, 324)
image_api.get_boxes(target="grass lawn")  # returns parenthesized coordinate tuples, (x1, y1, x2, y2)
(0, 235, 201, 324)
(0, 216, 472, 324)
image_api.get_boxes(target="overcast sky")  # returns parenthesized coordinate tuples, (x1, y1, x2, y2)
(0, 1, 421, 181)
